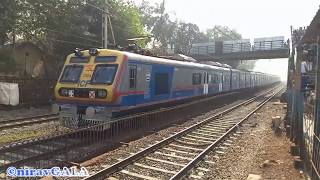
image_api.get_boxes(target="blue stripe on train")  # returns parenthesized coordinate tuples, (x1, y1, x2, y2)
(119, 90, 196, 106)
(121, 59, 230, 107)
(119, 87, 213, 106)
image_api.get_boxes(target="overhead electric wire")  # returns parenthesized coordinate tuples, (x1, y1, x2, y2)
(85, 2, 110, 15)
(47, 38, 100, 47)
(45, 28, 101, 43)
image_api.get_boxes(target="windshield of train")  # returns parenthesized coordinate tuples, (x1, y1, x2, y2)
(60, 65, 83, 83)
(91, 65, 118, 84)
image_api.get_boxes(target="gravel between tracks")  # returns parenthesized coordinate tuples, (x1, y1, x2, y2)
(0, 106, 51, 121)
(203, 95, 304, 179)
(0, 106, 68, 146)
(81, 87, 303, 180)
(81, 97, 247, 174)
(80, 89, 271, 176)
(0, 121, 68, 146)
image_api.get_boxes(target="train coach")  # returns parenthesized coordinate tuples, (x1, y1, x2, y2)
(53, 48, 279, 128)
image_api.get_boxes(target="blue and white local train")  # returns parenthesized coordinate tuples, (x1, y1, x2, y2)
(53, 48, 280, 127)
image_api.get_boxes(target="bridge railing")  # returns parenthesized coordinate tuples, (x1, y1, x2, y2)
(190, 45, 216, 55)
(253, 40, 288, 51)
(189, 39, 289, 56)
(222, 42, 251, 54)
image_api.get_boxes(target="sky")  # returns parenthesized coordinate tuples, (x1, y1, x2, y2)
(134, 0, 320, 81)
(253, 59, 288, 81)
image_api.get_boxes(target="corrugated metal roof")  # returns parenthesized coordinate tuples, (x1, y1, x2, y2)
(301, 8, 320, 44)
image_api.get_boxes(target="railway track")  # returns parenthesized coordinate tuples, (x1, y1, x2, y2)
(84, 86, 283, 180)
(0, 89, 242, 172)
(0, 85, 280, 176)
(0, 113, 58, 131)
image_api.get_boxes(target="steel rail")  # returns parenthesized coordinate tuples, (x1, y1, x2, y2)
(0, 89, 256, 172)
(0, 84, 280, 175)
(170, 88, 282, 179)
(0, 92, 236, 152)
(0, 90, 243, 153)
(0, 113, 57, 124)
(0, 115, 59, 130)
(83, 86, 282, 180)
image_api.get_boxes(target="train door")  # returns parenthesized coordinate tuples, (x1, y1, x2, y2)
(208, 73, 212, 93)
(128, 65, 137, 105)
(150, 65, 174, 101)
(203, 72, 209, 95)
(222, 72, 228, 91)
(218, 72, 223, 92)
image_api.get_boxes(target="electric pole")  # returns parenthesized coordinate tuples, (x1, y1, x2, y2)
(102, 0, 108, 48)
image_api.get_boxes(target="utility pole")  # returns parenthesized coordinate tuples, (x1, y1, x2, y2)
(108, 15, 115, 44)
(102, 0, 108, 48)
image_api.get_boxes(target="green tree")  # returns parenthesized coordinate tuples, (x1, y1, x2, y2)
(138, 0, 177, 48)
(206, 25, 242, 41)
(174, 22, 202, 55)
(0, 0, 18, 45)
(4, 0, 146, 59)
(109, 0, 146, 46)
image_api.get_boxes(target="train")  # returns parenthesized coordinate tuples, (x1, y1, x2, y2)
(53, 48, 280, 128)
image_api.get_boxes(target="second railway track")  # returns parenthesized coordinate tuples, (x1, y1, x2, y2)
(0, 85, 282, 177)
(0, 113, 59, 131)
(84, 86, 283, 180)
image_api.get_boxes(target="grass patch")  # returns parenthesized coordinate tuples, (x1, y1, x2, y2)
(0, 130, 49, 145)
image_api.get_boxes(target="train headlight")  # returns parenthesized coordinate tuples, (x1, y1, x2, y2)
(59, 88, 69, 97)
(74, 48, 83, 57)
(97, 90, 107, 98)
(89, 48, 99, 56)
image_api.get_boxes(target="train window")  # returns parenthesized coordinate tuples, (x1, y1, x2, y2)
(91, 64, 118, 84)
(210, 74, 213, 83)
(95, 56, 117, 63)
(60, 65, 83, 83)
(69, 57, 89, 63)
(192, 73, 202, 85)
(213, 74, 219, 83)
(155, 73, 169, 95)
(129, 65, 137, 89)
(225, 75, 229, 81)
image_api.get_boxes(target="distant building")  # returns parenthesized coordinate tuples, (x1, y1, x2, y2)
(0, 41, 59, 79)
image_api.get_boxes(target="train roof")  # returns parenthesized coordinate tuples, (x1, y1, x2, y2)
(73, 48, 278, 77)
(118, 50, 276, 77)
(121, 50, 231, 71)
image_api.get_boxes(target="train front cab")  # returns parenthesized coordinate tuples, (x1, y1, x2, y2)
(53, 49, 125, 128)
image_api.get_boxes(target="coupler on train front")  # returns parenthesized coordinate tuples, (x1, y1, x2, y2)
(52, 104, 113, 130)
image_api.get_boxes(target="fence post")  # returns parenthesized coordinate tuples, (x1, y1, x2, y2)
(312, 37, 320, 179)
(291, 46, 304, 154)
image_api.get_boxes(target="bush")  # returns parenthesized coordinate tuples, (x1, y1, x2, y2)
(0, 52, 16, 73)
